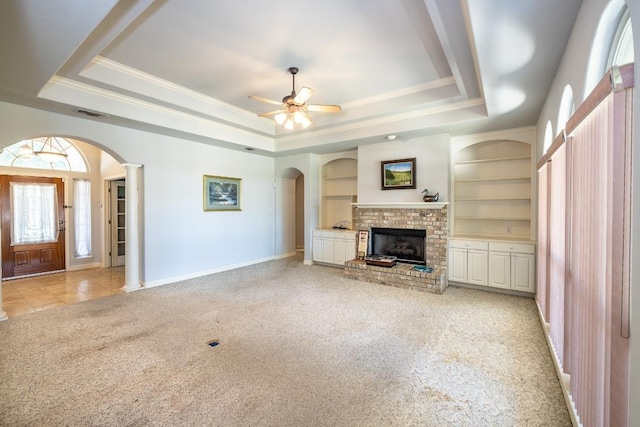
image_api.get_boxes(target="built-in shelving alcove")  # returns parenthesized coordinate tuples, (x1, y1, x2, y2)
(452, 139, 533, 241)
(321, 158, 357, 229)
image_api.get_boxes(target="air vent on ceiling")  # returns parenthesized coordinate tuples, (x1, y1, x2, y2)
(74, 108, 108, 119)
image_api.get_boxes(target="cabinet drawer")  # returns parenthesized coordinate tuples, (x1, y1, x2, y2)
(489, 242, 535, 254)
(449, 239, 488, 250)
(314, 229, 335, 238)
(333, 230, 356, 240)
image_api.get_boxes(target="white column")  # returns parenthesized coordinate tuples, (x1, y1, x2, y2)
(122, 163, 142, 292)
(0, 283, 7, 321)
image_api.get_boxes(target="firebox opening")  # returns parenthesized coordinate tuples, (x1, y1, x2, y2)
(369, 227, 426, 265)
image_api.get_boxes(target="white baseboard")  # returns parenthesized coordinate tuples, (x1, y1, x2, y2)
(67, 262, 102, 271)
(536, 302, 580, 427)
(275, 252, 297, 260)
(142, 256, 276, 289)
(303, 259, 313, 265)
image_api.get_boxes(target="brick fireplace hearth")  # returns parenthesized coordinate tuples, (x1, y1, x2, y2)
(344, 203, 448, 294)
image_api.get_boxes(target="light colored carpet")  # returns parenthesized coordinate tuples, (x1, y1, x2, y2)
(0, 257, 570, 426)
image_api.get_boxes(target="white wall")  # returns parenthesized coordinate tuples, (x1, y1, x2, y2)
(0, 101, 276, 286)
(535, 0, 640, 423)
(357, 134, 450, 203)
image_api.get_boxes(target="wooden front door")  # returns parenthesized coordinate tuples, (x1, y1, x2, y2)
(1, 175, 65, 278)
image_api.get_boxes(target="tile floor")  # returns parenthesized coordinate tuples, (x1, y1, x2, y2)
(2, 267, 125, 318)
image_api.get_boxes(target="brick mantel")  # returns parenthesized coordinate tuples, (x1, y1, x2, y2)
(345, 204, 449, 294)
(352, 202, 449, 209)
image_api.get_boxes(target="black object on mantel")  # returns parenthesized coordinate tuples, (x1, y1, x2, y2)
(365, 255, 397, 267)
(332, 220, 351, 230)
(422, 188, 439, 202)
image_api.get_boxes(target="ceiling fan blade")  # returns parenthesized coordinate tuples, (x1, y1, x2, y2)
(293, 86, 314, 104)
(258, 109, 286, 117)
(249, 95, 283, 106)
(307, 104, 342, 113)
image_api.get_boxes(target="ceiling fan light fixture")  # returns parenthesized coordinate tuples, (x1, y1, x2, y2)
(284, 117, 295, 130)
(249, 66, 341, 131)
(274, 112, 287, 125)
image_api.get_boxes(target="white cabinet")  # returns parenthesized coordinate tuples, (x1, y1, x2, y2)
(488, 251, 511, 289)
(313, 230, 356, 266)
(488, 242, 536, 293)
(448, 247, 468, 282)
(510, 252, 535, 293)
(450, 239, 536, 293)
(448, 239, 488, 285)
(467, 250, 488, 286)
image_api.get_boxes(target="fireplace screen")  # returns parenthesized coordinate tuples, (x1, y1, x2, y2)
(369, 227, 426, 264)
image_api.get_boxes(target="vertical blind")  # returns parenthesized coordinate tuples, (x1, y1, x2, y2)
(536, 64, 633, 427)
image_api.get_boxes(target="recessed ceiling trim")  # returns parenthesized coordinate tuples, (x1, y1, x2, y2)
(342, 76, 458, 109)
(39, 76, 275, 152)
(79, 56, 273, 134)
(275, 98, 487, 152)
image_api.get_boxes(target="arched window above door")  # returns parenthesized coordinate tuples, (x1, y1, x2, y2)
(0, 137, 88, 172)
(609, 8, 634, 67)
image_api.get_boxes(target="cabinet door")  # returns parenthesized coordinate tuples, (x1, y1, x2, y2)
(322, 238, 335, 263)
(334, 238, 347, 265)
(488, 251, 511, 289)
(448, 248, 468, 282)
(511, 253, 535, 292)
(313, 237, 324, 262)
(467, 250, 488, 286)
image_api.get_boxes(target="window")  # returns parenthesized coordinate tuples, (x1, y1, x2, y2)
(10, 182, 59, 245)
(74, 179, 92, 258)
(543, 121, 554, 154)
(609, 9, 634, 67)
(557, 85, 574, 134)
(0, 137, 88, 172)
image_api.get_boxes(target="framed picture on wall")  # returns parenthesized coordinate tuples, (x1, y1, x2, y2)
(381, 158, 416, 190)
(203, 175, 241, 211)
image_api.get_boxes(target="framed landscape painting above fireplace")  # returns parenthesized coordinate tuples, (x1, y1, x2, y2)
(381, 158, 416, 190)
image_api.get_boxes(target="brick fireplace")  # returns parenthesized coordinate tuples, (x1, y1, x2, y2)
(344, 203, 448, 294)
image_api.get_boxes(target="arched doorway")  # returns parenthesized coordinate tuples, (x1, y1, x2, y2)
(275, 167, 304, 261)
(0, 136, 141, 319)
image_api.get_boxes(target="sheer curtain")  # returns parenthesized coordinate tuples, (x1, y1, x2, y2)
(10, 182, 58, 245)
(74, 179, 91, 258)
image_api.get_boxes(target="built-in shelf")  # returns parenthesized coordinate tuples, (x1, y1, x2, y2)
(455, 216, 531, 221)
(452, 139, 533, 240)
(324, 175, 357, 180)
(455, 155, 531, 165)
(455, 177, 531, 183)
(452, 233, 535, 243)
(455, 197, 531, 201)
(322, 158, 357, 229)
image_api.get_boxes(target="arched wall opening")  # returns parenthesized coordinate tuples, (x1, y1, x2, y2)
(0, 133, 142, 319)
(275, 167, 304, 260)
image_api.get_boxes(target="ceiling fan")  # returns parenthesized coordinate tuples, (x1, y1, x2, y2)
(249, 67, 341, 129)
